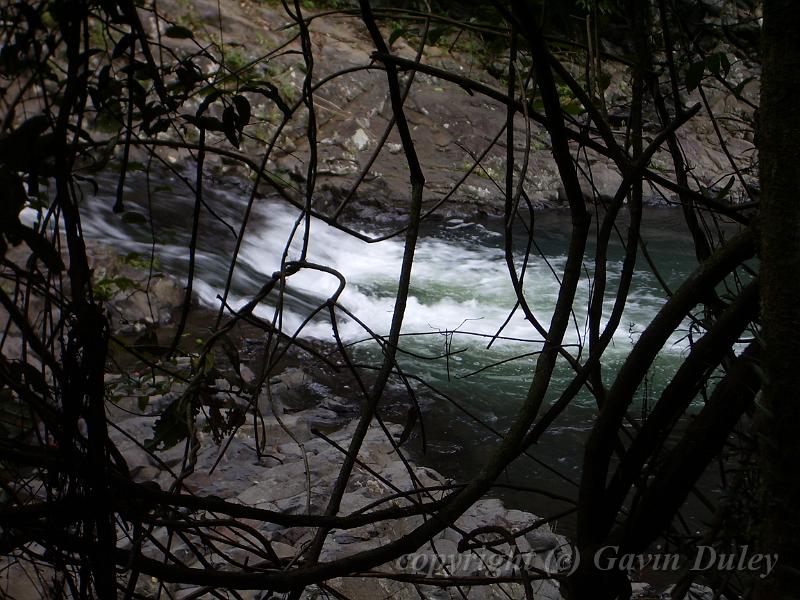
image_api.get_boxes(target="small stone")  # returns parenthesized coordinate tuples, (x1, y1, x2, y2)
(524, 530, 560, 552)
(131, 465, 161, 481)
(271, 541, 296, 560)
(348, 128, 370, 152)
(502, 509, 530, 526)
(239, 364, 255, 384)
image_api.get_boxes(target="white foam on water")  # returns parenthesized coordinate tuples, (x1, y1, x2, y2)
(216, 200, 687, 359)
(65, 177, 691, 365)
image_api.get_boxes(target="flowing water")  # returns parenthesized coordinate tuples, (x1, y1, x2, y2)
(49, 169, 744, 533)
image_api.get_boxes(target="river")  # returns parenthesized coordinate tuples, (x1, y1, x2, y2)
(60, 168, 742, 536)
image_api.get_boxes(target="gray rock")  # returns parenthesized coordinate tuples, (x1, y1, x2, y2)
(525, 530, 561, 553)
(237, 477, 307, 505)
(348, 128, 371, 152)
(663, 583, 716, 599)
(271, 541, 297, 560)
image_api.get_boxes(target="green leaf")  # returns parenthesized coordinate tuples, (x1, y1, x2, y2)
(388, 27, 406, 46)
(111, 33, 134, 59)
(597, 71, 612, 92)
(720, 53, 731, 76)
(733, 76, 756, 98)
(146, 118, 170, 135)
(182, 114, 224, 132)
(240, 83, 291, 116)
(562, 102, 585, 116)
(232, 94, 251, 128)
(397, 405, 419, 447)
(164, 25, 193, 39)
(146, 394, 197, 451)
(222, 104, 240, 148)
(219, 334, 242, 377)
(427, 26, 449, 45)
(685, 60, 706, 93)
(196, 89, 222, 116)
(176, 61, 203, 88)
(707, 52, 731, 78)
(715, 176, 736, 201)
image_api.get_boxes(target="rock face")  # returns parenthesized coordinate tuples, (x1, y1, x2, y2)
(85, 241, 185, 334)
(91, 363, 729, 600)
(163, 0, 758, 222)
(1, 240, 184, 370)
(98, 366, 570, 600)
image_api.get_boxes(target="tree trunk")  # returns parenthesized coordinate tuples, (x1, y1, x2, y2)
(755, 1, 800, 597)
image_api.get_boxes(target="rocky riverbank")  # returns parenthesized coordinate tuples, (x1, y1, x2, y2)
(0, 0, 754, 595)
(98, 356, 720, 600)
(0, 240, 185, 367)
(103, 365, 567, 599)
(1, 241, 721, 598)
(142, 0, 758, 224)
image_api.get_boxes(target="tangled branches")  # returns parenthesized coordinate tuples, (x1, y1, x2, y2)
(0, 0, 766, 598)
